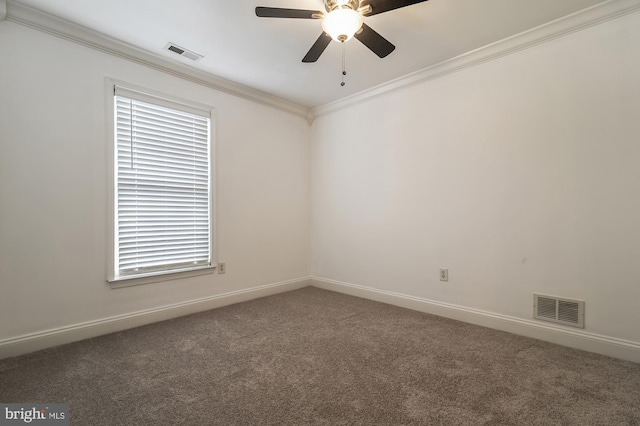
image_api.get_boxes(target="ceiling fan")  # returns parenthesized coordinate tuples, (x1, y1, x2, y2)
(255, 0, 430, 63)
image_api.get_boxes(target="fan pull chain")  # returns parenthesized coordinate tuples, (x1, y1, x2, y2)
(341, 41, 346, 87)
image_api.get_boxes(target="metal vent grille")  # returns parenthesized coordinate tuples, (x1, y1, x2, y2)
(163, 43, 203, 62)
(181, 51, 201, 61)
(537, 296, 556, 319)
(167, 45, 184, 55)
(533, 294, 584, 328)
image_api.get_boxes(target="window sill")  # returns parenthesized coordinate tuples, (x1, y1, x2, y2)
(108, 265, 216, 289)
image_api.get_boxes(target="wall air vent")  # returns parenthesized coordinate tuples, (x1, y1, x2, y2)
(163, 43, 203, 62)
(533, 294, 584, 328)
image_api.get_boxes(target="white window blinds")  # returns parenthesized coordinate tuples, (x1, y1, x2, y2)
(114, 87, 212, 278)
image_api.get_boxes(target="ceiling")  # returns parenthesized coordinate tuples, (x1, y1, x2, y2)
(12, 0, 607, 109)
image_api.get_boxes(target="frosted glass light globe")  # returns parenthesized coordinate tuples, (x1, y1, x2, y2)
(321, 8, 363, 42)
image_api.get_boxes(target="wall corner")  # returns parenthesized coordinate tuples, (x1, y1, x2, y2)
(306, 110, 315, 126)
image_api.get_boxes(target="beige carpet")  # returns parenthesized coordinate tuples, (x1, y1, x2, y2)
(1, 287, 639, 425)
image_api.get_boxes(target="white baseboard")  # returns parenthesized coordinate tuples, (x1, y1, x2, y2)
(311, 277, 640, 364)
(6, 276, 639, 364)
(0, 277, 311, 360)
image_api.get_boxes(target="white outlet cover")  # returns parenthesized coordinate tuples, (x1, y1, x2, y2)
(439, 268, 448, 282)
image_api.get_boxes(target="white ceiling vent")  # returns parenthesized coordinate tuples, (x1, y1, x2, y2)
(163, 43, 203, 62)
(533, 294, 584, 328)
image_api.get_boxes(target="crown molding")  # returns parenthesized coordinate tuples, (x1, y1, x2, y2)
(4, 0, 310, 120)
(312, 0, 640, 119)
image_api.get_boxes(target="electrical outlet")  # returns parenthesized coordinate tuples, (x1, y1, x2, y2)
(439, 268, 448, 282)
(217, 262, 226, 274)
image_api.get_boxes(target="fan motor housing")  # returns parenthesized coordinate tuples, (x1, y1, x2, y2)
(324, 0, 360, 12)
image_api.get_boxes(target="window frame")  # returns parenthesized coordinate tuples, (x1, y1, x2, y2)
(106, 78, 217, 288)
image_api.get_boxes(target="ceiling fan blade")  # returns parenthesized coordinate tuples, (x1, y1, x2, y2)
(354, 23, 395, 58)
(255, 7, 322, 19)
(363, 0, 429, 16)
(302, 33, 332, 63)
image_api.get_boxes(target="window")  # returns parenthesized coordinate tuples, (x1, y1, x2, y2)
(108, 83, 214, 285)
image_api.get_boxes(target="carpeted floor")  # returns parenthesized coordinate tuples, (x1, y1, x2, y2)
(1, 287, 639, 425)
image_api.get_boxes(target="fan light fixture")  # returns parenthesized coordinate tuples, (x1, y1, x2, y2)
(321, 7, 363, 42)
(255, 0, 419, 63)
